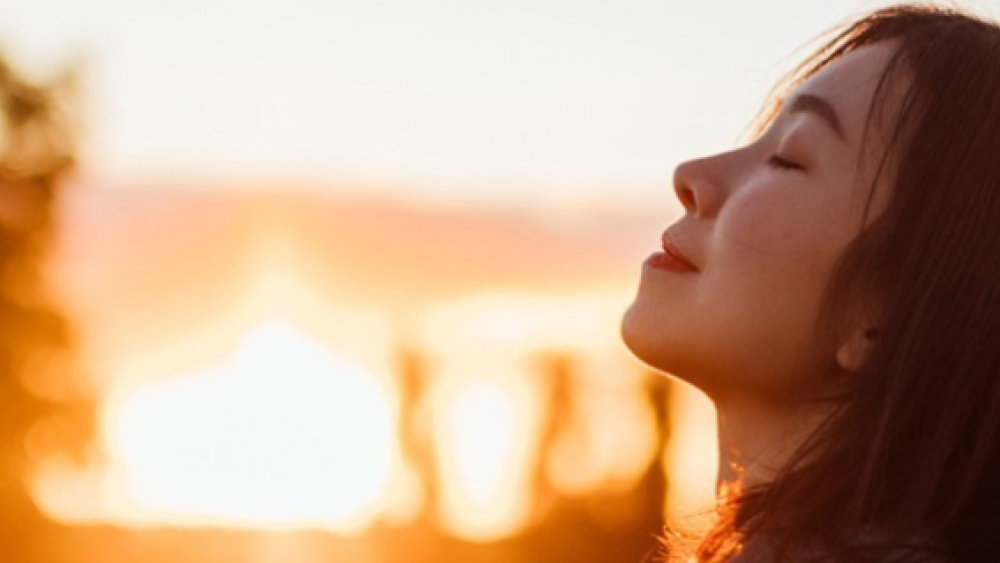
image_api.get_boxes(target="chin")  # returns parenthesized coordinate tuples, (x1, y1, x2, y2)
(620, 304, 716, 395)
(620, 304, 673, 373)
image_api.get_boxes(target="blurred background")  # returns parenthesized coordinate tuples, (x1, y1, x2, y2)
(0, 0, 988, 561)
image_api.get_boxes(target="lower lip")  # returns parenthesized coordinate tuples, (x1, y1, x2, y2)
(645, 251, 697, 273)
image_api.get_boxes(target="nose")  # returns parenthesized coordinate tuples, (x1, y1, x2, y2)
(672, 155, 726, 218)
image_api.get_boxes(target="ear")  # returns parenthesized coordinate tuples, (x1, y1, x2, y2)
(835, 327, 877, 374)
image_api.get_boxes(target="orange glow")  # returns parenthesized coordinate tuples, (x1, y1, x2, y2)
(665, 382, 718, 520)
(448, 381, 520, 505)
(101, 319, 395, 531)
(415, 292, 659, 516)
(433, 364, 540, 542)
(413, 291, 630, 357)
(35, 272, 666, 539)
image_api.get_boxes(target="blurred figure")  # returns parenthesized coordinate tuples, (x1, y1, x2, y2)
(532, 351, 574, 514)
(395, 344, 438, 525)
(532, 352, 672, 523)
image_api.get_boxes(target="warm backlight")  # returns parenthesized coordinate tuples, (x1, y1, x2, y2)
(105, 319, 395, 531)
(666, 382, 717, 521)
(434, 366, 539, 542)
(448, 380, 521, 506)
(33, 290, 693, 540)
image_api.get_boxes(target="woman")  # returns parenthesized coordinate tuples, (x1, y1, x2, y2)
(622, 5, 1000, 563)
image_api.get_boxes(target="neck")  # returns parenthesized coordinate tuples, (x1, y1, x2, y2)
(714, 396, 829, 493)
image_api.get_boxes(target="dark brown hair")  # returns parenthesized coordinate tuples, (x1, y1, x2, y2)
(687, 5, 1000, 563)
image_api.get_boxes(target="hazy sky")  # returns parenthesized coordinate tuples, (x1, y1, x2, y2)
(1, 0, 996, 205)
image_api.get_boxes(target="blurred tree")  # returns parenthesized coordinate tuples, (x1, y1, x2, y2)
(0, 54, 93, 561)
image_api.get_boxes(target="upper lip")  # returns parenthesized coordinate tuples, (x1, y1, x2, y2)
(661, 232, 700, 271)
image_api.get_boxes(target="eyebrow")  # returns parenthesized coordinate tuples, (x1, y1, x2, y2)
(788, 94, 846, 142)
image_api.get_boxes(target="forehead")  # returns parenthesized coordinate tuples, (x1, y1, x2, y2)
(790, 41, 902, 145)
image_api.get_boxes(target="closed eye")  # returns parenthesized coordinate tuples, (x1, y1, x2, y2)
(768, 154, 804, 172)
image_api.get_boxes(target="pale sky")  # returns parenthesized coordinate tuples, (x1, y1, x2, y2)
(1, 0, 996, 205)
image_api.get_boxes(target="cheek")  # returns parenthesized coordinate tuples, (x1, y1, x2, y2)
(718, 193, 830, 257)
(700, 200, 853, 366)
(711, 204, 846, 315)
(716, 185, 861, 276)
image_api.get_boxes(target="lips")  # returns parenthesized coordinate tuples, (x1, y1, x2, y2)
(645, 232, 699, 273)
(663, 235, 698, 270)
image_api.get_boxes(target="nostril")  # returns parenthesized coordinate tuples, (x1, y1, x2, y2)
(672, 160, 701, 214)
(673, 156, 724, 218)
(676, 184, 697, 212)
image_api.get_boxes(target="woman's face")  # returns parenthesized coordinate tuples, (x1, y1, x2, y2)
(622, 42, 903, 403)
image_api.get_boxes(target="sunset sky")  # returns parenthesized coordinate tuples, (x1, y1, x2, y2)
(0, 0, 991, 205)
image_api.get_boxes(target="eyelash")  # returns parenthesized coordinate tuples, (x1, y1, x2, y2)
(768, 154, 804, 172)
